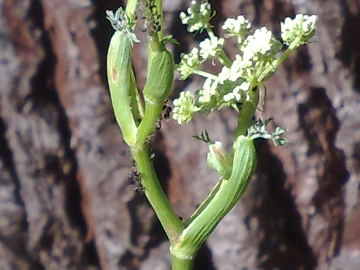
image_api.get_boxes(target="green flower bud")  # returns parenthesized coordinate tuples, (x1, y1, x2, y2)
(206, 141, 233, 179)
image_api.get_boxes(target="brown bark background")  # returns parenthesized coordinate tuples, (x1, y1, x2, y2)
(1, 0, 360, 269)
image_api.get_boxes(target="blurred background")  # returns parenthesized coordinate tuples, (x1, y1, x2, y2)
(1, 0, 360, 269)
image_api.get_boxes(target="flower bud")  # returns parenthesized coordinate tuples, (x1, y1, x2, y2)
(206, 141, 233, 179)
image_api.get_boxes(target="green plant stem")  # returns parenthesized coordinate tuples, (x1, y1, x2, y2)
(184, 178, 223, 226)
(235, 87, 259, 137)
(217, 50, 232, 67)
(125, 0, 138, 21)
(193, 70, 218, 81)
(155, 0, 164, 40)
(205, 24, 215, 38)
(129, 67, 144, 122)
(136, 101, 161, 145)
(258, 36, 302, 81)
(171, 253, 194, 270)
(131, 146, 184, 243)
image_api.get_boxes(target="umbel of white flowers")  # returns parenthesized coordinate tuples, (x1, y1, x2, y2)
(173, 0, 317, 125)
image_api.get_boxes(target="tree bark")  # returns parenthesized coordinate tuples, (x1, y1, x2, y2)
(0, 0, 359, 269)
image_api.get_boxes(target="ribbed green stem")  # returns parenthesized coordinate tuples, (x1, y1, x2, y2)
(131, 146, 183, 243)
(258, 35, 303, 82)
(183, 179, 222, 227)
(136, 101, 162, 145)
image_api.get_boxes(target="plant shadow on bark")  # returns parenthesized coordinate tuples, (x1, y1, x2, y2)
(298, 87, 348, 261)
(337, 3, 360, 92)
(249, 140, 317, 270)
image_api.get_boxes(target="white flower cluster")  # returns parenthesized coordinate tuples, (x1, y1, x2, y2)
(180, 0, 213, 32)
(177, 48, 201, 79)
(199, 37, 225, 59)
(222, 15, 251, 37)
(243, 27, 281, 61)
(172, 91, 200, 124)
(173, 0, 318, 125)
(218, 55, 252, 82)
(281, 14, 318, 45)
(198, 78, 219, 104)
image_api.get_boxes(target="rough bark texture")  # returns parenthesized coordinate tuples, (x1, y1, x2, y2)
(0, 0, 359, 269)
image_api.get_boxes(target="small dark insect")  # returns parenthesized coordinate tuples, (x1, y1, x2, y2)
(235, 101, 243, 111)
(129, 168, 144, 193)
(139, 25, 147, 32)
(162, 104, 172, 120)
(154, 101, 172, 131)
(145, 133, 155, 144)
(149, 152, 155, 159)
(156, 119, 162, 130)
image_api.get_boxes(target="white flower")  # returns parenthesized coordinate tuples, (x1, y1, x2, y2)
(172, 91, 200, 124)
(222, 16, 251, 37)
(218, 55, 253, 85)
(199, 37, 224, 59)
(243, 27, 280, 61)
(180, 0, 213, 32)
(218, 66, 232, 83)
(281, 14, 318, 45)
(229, 56, 253, 80)
(198, 78, 219, 103)
(178, 47, 201, 79)
(223, 81, 249, 102)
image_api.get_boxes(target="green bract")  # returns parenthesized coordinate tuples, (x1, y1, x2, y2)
(143, 50, 174, 104)
(106, 8, 139, 44)
(106, 8, 139, 146)
(136, 48, 175, 145)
